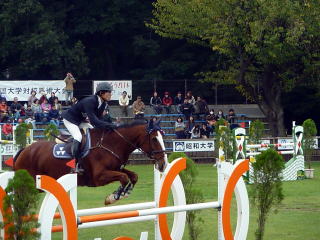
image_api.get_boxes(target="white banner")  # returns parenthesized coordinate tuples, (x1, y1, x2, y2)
(93, 81, 132, 101)
(277, 138, 294, 150)
(0, 144, 18, 155)
(173, 140, 215, 152)
(0, 80, 66, 101)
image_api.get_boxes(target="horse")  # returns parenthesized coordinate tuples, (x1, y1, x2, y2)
(14, 120, 167, 205)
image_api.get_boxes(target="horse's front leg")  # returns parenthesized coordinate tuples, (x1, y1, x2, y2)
(120, 168, 138, 199)
(92, 170, 130, 205)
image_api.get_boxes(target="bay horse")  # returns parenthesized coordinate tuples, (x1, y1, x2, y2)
(14, 120, 167, 204)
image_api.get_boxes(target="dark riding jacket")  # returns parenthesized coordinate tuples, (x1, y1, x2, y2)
(62, 95, 114, 129)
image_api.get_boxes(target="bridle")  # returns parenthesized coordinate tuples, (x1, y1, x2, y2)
(90, 128, 166, 167)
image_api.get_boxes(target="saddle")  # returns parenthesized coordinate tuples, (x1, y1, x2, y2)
(52, 130, 92, 159)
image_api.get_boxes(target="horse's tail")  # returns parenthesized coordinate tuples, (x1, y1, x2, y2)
(13, 148, 25, 170)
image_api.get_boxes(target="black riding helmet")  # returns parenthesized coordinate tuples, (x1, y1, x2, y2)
(95, 82, 113, 95)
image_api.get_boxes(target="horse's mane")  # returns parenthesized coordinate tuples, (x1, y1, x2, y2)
(115, 120, 147, 129)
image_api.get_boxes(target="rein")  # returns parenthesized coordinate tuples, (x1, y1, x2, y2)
(89, 130, 120, 160)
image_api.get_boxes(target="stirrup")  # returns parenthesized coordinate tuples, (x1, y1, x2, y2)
(71, 163, 84, 174)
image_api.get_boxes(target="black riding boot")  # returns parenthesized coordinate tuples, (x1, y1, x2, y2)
(71, 140, 84, 174)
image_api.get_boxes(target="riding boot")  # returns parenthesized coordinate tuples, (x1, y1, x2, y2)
(71, 140, 84, 174)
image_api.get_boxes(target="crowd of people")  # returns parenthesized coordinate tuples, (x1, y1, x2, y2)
(0, 85, 241, 141)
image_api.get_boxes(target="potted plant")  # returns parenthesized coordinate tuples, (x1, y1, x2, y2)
(302, 119, 317, 178)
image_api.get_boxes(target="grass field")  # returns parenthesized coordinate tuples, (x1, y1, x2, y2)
(50, 162, 320, 240)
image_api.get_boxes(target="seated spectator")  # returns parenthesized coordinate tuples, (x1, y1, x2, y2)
(175, 117, 185, 139)
(194, 96, 209, 120)
(48, 92, 58, 106)
(133, 96, 145, 119)
(71, 97, 78, 105)
(2, 119, 13, 140)
(48, 105, 60, 127)
(207, 109, 215, 120)
(0, 100, 9, 122)
(185, 116, 196, 139)
(173, 91, 184, 113)
(185, 91, 195, 105)
(162, 91, 173, 114)
(180, 99, 194, 120)
(10, 97, 23, 121)
(27, 90, 38, 106)
(206, 115, 216, 135)
(119, 91, 130, 117)
(227, 108, 239, 129)
(190, 125, 201, 139)
(200, 123, 211, 139)
(150, 91, 162, 114)
(24, 105, 36, 129)
(41, 99, 51, 122)
(39, 91, 48, 104)
(53, 98, 63, 116)
(32, 99, 43, 122)
(215, 109, 225, 120)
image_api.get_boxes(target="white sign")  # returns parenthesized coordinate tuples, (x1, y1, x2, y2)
(277, 138, 294, 150)
(0, 144, 19, 155)
(173, 140, 215, 152)
(258, 139, 271, 151)
(93, 81, 132, 101)
(0, 80, 66, 101)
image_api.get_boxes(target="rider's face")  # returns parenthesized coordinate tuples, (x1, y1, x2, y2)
(101, 91, 112, 101)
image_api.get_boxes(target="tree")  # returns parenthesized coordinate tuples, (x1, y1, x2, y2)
(251, 149, 285, 240)
(0, 0, 88, 79)
(148, 0, 320, 136)
(302, 118, 317, 169)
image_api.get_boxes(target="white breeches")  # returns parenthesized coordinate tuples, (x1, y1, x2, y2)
(63, 119, 93, 142)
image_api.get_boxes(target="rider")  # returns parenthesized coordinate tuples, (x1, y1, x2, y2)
(62, 82, 116, 173)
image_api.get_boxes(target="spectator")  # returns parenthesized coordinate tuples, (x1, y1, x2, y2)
(185, 91, 195, 105)
(70, 97, 78, 105)
(185, 116, 196, 139)
(32, 99, 43, 122)
(175, 117, 185, 139)
(206, 115, 216, 135)
(162, 91, 173, 114)
(180, 99, 194, 120)
(41, 98, 51, 122)
(150, 91, 162, 114)
(190, 125, 201, 139)
(216, 109, 225, 120)
(24, 105, 36, 129)
(227, 108, 239, 130)
(200, 123, 211, 139)
(207, 109, 215, 120)
(48, 92, 58, 106)
(2, 119, 13, 140)
(194, 96, 209, 120)
(132, 96, 145, 119)
(119, 91, 130, 117)
(173, 91, 184, 113)
(48, 105, 60, 127)
(0, 100, 9, 122)
(39, 91, 48, 104)
(0, 93, 6, 102)
(27, 90, 37, 106)
(64, 72, 76, 105)
(53, 98, 63, 115)
(10, 97, 23, 121)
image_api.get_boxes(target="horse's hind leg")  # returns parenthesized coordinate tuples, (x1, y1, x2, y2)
(92, 170, 130, 205)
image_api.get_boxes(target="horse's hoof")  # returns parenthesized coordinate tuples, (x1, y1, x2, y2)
(105, 194, 117, 205)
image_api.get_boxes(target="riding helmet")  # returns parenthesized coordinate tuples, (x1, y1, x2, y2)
(95, 82, 113, 94)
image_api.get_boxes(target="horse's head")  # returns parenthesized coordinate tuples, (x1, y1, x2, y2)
(140, 119, 167, 172)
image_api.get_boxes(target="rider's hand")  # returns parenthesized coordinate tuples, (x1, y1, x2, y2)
(106, 123, 117, 129)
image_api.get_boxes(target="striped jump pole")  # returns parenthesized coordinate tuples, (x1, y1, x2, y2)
(233, 122, 304, 182)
